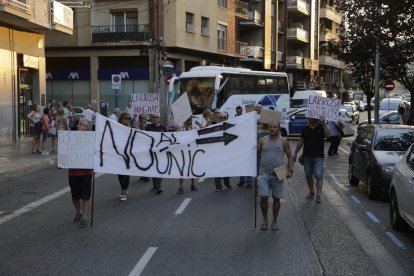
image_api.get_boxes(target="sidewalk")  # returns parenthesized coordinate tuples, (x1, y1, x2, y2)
(0, 139, 57, 178)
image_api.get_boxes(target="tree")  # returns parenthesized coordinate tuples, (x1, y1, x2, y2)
(333, 0, 414, 123)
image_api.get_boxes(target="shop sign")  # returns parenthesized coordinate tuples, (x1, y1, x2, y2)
(46, 70, 90, 80)
(98, 69, 149, 80)
(23, 55, 39, 69)
(52, 0, 73, 29)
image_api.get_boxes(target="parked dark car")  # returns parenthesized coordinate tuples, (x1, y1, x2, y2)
(348, 124, 414, 199)
(357, 111, 399, 133)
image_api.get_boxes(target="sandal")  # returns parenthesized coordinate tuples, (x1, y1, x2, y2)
(177, 187, 184, 194)
(190, 185, 199, 191)
(260, 223, 268, 231)
(271, 223, 279, 231)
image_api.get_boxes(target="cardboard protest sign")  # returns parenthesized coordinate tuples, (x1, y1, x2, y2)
(245, 104, 255, 113)
(306, 96, 341, 121)
(258, 109, 282, 125)
(94, 113, 257, 178)
(171, 92, 193, 126)
(58, 131, 95, 169)
(131, 93, 160, 115)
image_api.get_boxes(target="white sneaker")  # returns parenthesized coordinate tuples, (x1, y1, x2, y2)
(119, 195, 127, 202)
(42, 151, 49, 155)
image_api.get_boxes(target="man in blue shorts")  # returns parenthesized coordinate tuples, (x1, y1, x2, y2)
(293, 116, 330, 203)
(257, 122, 294, 230)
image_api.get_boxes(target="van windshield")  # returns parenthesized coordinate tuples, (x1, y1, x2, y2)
(291, 99, 307, 108)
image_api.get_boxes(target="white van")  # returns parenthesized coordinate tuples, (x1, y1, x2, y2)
(379, 98, 404, 117)
(290, 90, 327, 109)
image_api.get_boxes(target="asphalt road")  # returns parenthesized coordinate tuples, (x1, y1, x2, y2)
(0, 114, 413, 275)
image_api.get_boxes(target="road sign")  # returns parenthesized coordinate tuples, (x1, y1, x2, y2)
(111, 74, 121, 90)
(384, 80, 395, 91)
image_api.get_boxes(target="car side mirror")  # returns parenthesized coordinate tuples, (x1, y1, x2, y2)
(358, 144, 368, 151)
(291, 115, 296, 120)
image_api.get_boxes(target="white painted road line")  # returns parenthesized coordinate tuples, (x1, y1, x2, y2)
(175, 198, 192, 215)
(0, 173, 104, 226)
(366, 211, 381, 223)
(385, 232, 407, 249)
(350, 195, 361, 204)
(329, 173, 338, 181)
(128, 247, 158, 276)
(338, 146, 350, 154)
(0, 187, 70, 226)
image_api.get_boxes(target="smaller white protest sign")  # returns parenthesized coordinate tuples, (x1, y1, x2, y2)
(131, 93, 160, 115)
(306, 95, 341, 121)
(259, 109, 282, 125)
(171, 92, 192, 126)
(58, 131, 95, 169)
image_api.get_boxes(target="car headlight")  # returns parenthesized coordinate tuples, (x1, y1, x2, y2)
(381, 164, 395, 174)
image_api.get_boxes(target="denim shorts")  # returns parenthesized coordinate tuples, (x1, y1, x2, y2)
(257, 170, 284, 198)
(304, 157, 324, 180)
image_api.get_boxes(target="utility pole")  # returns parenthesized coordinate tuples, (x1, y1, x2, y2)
(374, 42, 380, 124)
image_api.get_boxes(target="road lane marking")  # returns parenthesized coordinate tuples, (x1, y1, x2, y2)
(0, 173, 104, 226)
(128, 247, 158, 276)
(329, 173, 338, 181)
(366, 211, 381, 223)
(0, 187, 70, 226)
(385, 232, 407, 249)
(338, 146, 350, 154)
(323, 181, 406, 275)
(175, 198, 192, 215)
(350, 196, 361, 204)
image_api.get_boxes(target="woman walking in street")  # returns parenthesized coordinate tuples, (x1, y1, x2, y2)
(27, 104, 42, 154)
(68, 117, 94, 228)
(40, 107, 51, 155)
(118, 112, 132, 201)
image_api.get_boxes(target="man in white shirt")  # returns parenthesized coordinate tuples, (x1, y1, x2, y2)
(109, 108, 121, 121)
(83, 104, 96, 122)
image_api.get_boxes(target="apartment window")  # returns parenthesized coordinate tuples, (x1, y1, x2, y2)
(112, 11, 138, 32)
(218, 0, 227, 8)
(217, 24, 227, 51)
(186, 12, 194, 32)
(201, 17, 209, 35)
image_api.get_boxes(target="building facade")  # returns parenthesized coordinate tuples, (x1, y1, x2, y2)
(0, 0, 73, 145)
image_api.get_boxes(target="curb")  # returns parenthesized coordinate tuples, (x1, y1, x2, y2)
(0, 156, 58, 178)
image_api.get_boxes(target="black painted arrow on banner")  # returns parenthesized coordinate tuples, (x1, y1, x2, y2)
(196, 133, 238, 146)
(197, 122, 235, 135)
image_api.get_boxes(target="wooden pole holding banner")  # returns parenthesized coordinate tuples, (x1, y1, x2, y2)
(91, 173, 95, 227)
(254, 176, 257, 229)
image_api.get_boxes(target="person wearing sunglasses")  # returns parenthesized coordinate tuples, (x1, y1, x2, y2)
(117, 112, 132, 201)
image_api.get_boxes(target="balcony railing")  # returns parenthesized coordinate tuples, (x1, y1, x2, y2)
(278, 51, 284, 63)
(92, 24, 150, 43)
(287, 0, 310, 15)
(320, 5, 342, 24)
(319, 28, 339, 42)
(235, 0, 248, 16)
(217, 38, 227, 51)
(287, 55, 303, 68)
(278, 20, 285, 32)
(319, 55, 345, 69)
(287, 27, 309, 43)
(0, 0, 32, 14)
(235, 41, 248, 56)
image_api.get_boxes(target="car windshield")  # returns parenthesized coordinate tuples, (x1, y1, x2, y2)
(342, 105, 353, 112)
(373, 129, 414, 151)
(291, 99, 307, 108)
(379, 100, 400, 110)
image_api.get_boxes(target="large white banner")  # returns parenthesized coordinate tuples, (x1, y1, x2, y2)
(306, 95, 341, 121)
(94, 112, 257, 178)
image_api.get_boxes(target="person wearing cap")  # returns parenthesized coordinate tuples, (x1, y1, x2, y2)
(68, 117, 94, 228)
(109, 108, 121, 121)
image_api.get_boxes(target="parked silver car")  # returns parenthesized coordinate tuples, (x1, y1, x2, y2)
(389, 144, 414, 231)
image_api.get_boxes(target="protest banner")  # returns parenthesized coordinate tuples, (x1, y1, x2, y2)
(306, 95, 341, 121)
(171, 92, 193, 126)
(130, 93, 160, 115)
(94, 113, 257, 178)
(58, 131, 95, 169)
(258, 109, 282, 125)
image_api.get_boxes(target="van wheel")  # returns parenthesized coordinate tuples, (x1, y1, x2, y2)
(390, 189, 409, 231)
(281, 128, 287, 137)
